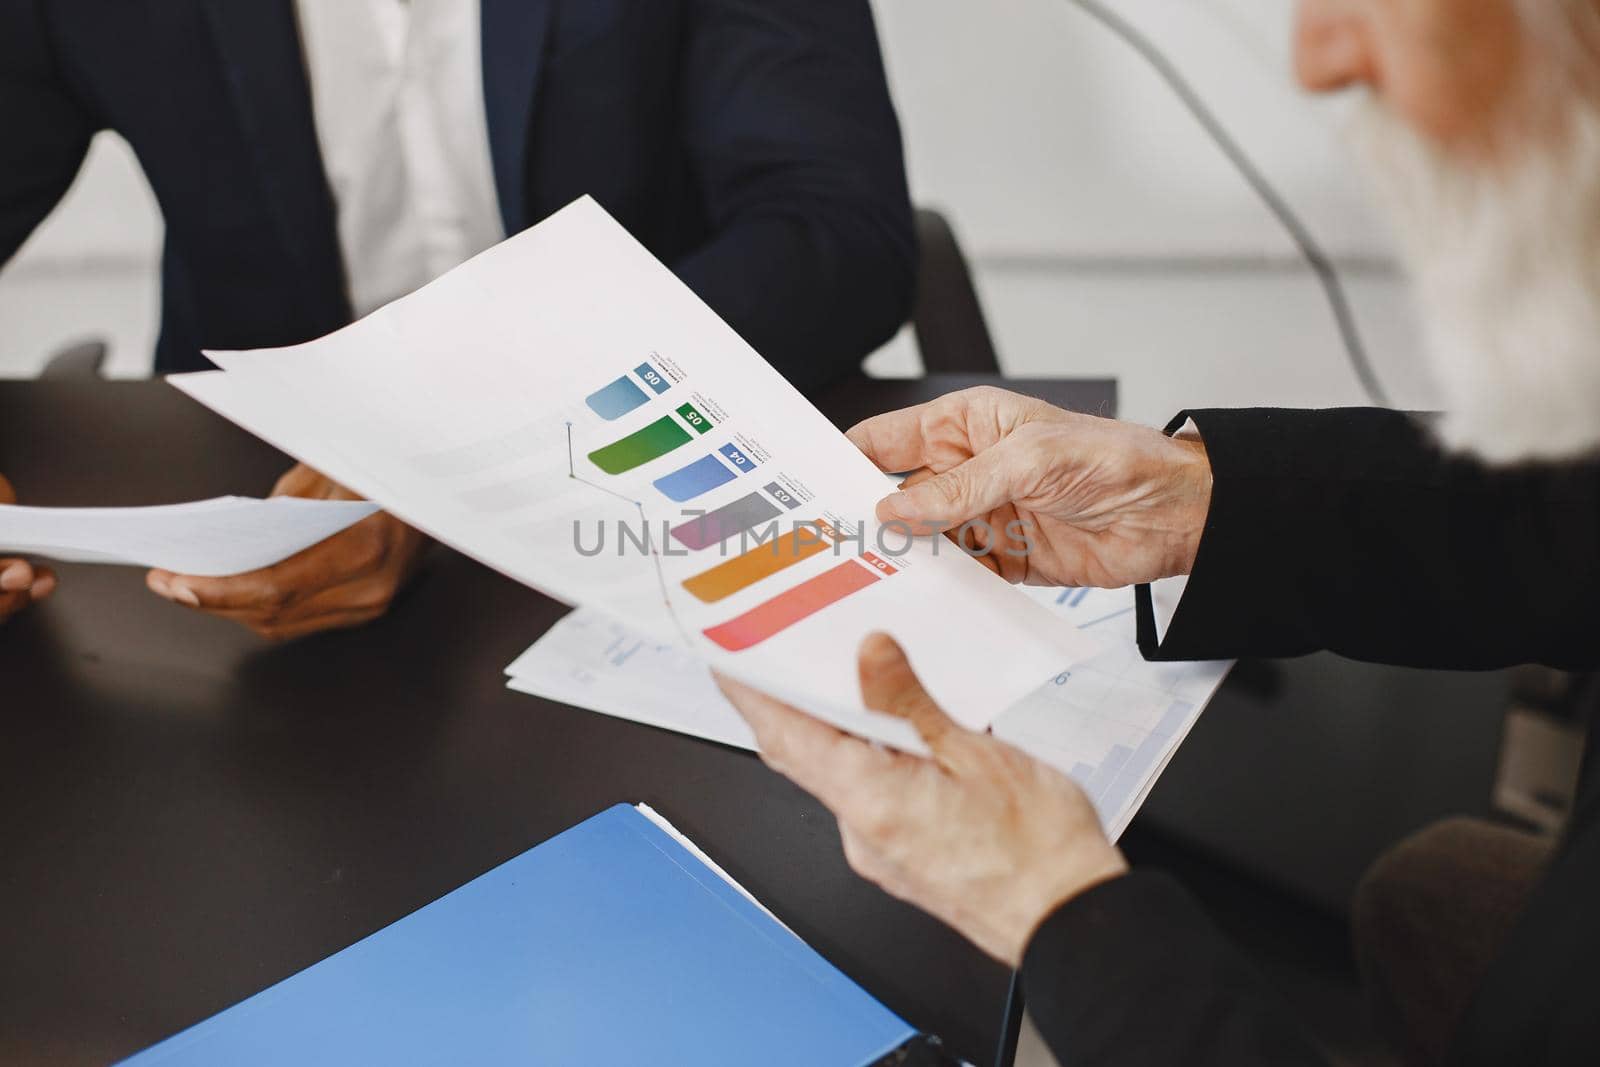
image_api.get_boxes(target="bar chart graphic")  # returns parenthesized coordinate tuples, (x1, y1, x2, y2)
(682, 523, 836, 604)
(588, 416, 693, 475)
(584, 362, 674, 420)
(669, 493, 783, 551)
(703, 557, 890, 652)
(584, 375, 651, 421)
(653, 454, 738, 503)
(1068, 698, 1193, 822)
(988, 585, 1230, 837)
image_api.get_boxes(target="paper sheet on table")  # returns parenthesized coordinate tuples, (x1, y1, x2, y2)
(506, 587, 1233, 840)
(0, 497, 380, 576)
(170, 196, 1098, 750)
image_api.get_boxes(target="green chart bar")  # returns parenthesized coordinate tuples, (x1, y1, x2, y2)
(587, 416, 694, 475)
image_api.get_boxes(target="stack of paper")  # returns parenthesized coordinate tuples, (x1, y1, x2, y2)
(507, 586, 1231, 840)
(171, 197, 1098, 750)
(0, 497, 379, 576)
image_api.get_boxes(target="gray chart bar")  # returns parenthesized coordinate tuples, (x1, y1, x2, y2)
(670, 492, 783, 551)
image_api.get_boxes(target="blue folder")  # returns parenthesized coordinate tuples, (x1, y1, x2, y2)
(122, 804, 917, 1066)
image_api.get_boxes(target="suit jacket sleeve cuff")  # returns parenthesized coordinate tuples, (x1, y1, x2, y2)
(1021, 870, 1324, 1066)
(1136, 408, 1342, 661)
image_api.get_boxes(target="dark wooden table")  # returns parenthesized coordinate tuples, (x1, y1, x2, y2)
(0, 374, 1115, 1067)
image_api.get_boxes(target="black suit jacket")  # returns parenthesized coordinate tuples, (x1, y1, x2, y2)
(1022, 408, 1600, 1065)
(0, 0, 915, 391)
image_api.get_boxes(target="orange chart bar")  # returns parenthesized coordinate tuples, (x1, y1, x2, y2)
(703, 560, 882, 652)
(682, 522, 834, 604)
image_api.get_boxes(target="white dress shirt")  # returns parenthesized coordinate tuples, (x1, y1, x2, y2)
(295, 0, 504, 318)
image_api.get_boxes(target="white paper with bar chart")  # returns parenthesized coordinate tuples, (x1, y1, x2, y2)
(169, 197, 1098, 751)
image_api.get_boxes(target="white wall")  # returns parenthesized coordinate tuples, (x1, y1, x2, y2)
(0, 0, 1437, 424)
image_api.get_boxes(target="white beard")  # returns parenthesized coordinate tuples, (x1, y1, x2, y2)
(1352, 96, 1600, 464)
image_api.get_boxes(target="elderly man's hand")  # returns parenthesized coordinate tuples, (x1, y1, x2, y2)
(848, 387, 1211, 587)
(717, 633, 1128, 967)
(0, 473, 58, 624)
(146, 464, 427, 641)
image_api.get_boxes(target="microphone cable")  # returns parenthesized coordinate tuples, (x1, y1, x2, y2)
(1062, 0, 1393, 407)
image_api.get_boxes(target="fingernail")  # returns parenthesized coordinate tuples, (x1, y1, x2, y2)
(880, 493, 913, 520)
(859, 631, 899, 660)
(170, 583, 200, 607)
(0, 562, 28, 591)
(148, 575, 172, 599)
(30, 573, 56, 600)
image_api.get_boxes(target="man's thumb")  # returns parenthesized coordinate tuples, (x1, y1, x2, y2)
(876, 442, 1022, 535)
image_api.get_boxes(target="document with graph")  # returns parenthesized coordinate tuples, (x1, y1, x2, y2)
(169, 197, 1096, 750)
(505, 586, 1231, 838)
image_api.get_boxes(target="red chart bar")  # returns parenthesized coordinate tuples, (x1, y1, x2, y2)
(703, 559, 883, 652)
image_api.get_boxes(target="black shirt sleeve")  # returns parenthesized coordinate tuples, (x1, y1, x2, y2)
(1137, 408, 1600, 670)
(1022, 871, 1327, 1067)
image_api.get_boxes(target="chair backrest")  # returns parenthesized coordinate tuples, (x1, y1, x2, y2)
(37, 224, 1002, 381)
(912, 209, 1001, 375)
(40, 340, 109, 380)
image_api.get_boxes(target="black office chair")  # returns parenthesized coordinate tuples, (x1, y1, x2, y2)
(912, 208, 1002, 375)
(40, 339, 109, 380)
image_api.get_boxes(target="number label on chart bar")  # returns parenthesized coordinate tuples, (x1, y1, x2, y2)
(860, 551, 898, 577)
(675, 403, 712, 435)
(763, 482, 801, 510)
(717, 443, 757, 473)
(633, 362, 671, 395)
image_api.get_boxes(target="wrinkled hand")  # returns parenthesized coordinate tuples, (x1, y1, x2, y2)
(0, 473, 57, 623)
(146, 464, 427, 641)
(717, 633, 1128, 967)
(847, 386, 1212, 587)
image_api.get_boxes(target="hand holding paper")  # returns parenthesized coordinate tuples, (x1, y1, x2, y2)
(0, 485, 378, 580)
(0, 473, 56, 623)
(717, 633, 1129, 968)
(173, 197, 1100, 748)
(147, 464, 427, 641)
(849, 388, 1214, 588)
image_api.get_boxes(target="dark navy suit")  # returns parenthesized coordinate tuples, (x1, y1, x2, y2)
(0, 0, 916, 391)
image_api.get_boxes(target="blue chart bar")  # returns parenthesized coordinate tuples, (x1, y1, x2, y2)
(586, 375, 650, 421)
(634, 362, 672, 395)
(1094, 700, 1195, 818)
(1085, 745, 1133, 799)
(718, 443, 758, 473)
(654, 454, 737, 503)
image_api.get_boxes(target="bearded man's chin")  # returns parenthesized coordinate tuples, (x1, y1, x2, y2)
(1351, 98, 1600, 465)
